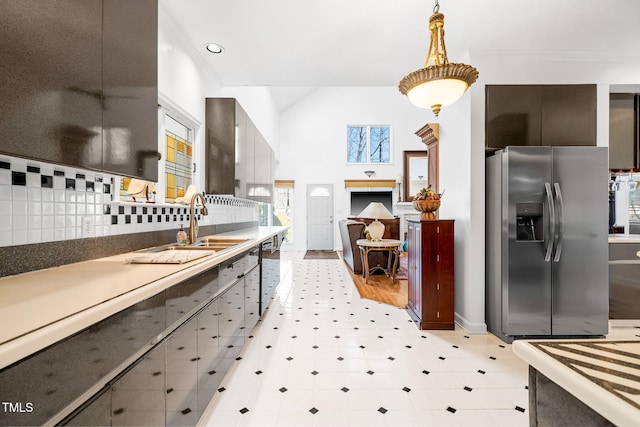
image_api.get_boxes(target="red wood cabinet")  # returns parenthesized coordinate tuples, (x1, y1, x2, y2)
(406, 219, 455, 330)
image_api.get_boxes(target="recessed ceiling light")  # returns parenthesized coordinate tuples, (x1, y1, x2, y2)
(205, 43, 224, 54)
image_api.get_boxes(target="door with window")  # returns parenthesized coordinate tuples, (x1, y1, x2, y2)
(307, 184, 333, 251)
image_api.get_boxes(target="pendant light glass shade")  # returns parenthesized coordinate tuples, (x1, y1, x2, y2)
(399, 4, 478, 116)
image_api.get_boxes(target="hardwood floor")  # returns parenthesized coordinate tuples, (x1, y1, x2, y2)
(342, 254, 408, 308)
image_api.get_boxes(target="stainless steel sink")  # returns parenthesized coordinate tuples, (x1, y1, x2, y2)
(141, 237, 248, 253)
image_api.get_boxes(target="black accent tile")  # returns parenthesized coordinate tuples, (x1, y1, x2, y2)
(103, 183, 111, 194)
(367, 370, 374, 375)
(490, 356, 497, 360)
(266, 345, 272, 348)
(236, 357, 242, 361)
(311, 370, 318, 376)
(153, 207, 157, 214)
(402, 386, 411, 392)
(337, 357, 344, 361)
(447, 407, 456, 413)
(341, 387, 349, 393)
(143, 207, 148, 214)
(95, 176, 103, 182)
(422, 370, 430, 375)
(217, 387, 226, 392)
(286, 357, 293, 361)
(0, 161, 10, 169)
(65, 178, 75, 190)
(111, 215, 118, 225)
(152, 371, 161, 376)
(118, 206, 125, 214)
(113, 408, 125, 415)
(157, 215, 162, 222)
(309, 408, 318, 415)
(76, 173, 85, 180)
(378, 336, 384, 339)
(405, 345, 412, 349)
(499, 344, 506, 348)
(148, 215, 153, 222)
(166, 388, 173, 394)
(162, 207, 166, 214)
(516, 406, 526, 413)
(103, 205, 111, 214)
(478, 370, 486, 374)
(279, 387, 288, 393)
(378, 407, 387, 414)
(54, 170, 64, 177)
(125, 215, 131, 224)
(131, 206, 137, 214)
(208, 370, 216, 375)
(41, 175, 53, 188)
(11, 171, 26, 186)
(388, 357, 395, 361)
(239, 408, 249, 414)
(255, 370, 263, 375)
(170, 207, 174, 214)
(181, 408, 192, 415)
(439, 356, 446, 360)
(464, 386, 472, 392)
(27, 165, 40, 173)
(137, 215, 143, 224)
(312, 345, 318, 349)
(452, 345, 459, 348)
(86, 181, 95, 192)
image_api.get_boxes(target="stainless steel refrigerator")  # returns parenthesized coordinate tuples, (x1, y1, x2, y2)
(486, 146, 609, 343)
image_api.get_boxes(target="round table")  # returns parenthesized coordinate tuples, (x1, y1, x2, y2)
(356, 238, 402, 284)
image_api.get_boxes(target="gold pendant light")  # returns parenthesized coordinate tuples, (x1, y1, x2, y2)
(399, 0, 478, 116)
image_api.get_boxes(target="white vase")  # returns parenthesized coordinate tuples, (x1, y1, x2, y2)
(367, 220, 385, 241)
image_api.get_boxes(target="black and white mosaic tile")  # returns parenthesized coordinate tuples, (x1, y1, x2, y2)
(199, 252, 532, 426)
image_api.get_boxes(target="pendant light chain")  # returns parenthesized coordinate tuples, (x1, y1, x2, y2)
(433, 0, 440, 14)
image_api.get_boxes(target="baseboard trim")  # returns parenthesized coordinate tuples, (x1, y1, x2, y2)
(455, 312, 488, 334)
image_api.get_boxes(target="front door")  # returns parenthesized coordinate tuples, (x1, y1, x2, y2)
(307, 184, 333, 250)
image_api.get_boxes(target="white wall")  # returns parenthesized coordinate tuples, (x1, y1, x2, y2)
(278, 87, 434, 251)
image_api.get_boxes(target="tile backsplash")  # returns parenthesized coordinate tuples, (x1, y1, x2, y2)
(0, 155, 258, 247)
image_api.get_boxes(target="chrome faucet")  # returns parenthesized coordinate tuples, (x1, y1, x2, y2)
(189, 193, 208, 244)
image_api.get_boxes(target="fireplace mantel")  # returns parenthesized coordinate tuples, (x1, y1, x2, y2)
(344, 179, 396, 188)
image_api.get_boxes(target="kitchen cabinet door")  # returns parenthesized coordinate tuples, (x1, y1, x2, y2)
(111, 342, 166, 426)
(217, 280, 245, 379)
(165, 316, 198, 426)
(102, 0, 159, 181)
(0, 0, 103, 171)
(197, 298, 221, 420)
(486, 85, 542, 149)
(64, 386, 111, 426)
(609, 93, 639, 170)
(244, 265, 261, 333)
(541, 85, 596, 147)
(205, 98, 236, 195)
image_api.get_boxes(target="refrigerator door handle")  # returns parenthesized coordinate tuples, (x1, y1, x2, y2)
(544, 182, 555, 262)
(553, 182, 564, 262)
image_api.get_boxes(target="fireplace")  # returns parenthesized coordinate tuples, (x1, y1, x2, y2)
(350, 191, 393, 216)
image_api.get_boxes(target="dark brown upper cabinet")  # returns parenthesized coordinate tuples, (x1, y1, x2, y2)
(609, 93, 639, 171)
(102, 0, 158, 180)
(0, 0, 158, 181)
(486, 85, 596, 151)
(205, 98, 274, 203)
(0, 1, 103, 172)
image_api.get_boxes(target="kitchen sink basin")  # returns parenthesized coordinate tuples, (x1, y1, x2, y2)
(140, 237, 249, 253)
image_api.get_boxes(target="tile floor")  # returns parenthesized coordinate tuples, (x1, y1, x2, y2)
(200, 251, 639, 427)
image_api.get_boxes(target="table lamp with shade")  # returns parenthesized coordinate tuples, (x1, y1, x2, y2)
(357, 202, 395, 241)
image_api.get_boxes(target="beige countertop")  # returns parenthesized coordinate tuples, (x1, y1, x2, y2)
(609, 234, 640, 244)
(513, 339, 640, 427)
(0, 226, 287, 370)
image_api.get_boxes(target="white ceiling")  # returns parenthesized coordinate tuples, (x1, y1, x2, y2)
(160, 0, 640, 110)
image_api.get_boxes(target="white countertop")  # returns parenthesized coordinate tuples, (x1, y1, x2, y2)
(609, 234, 640, 244)
(513, 339, 640, 427)
(0, 226, 287, 370)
